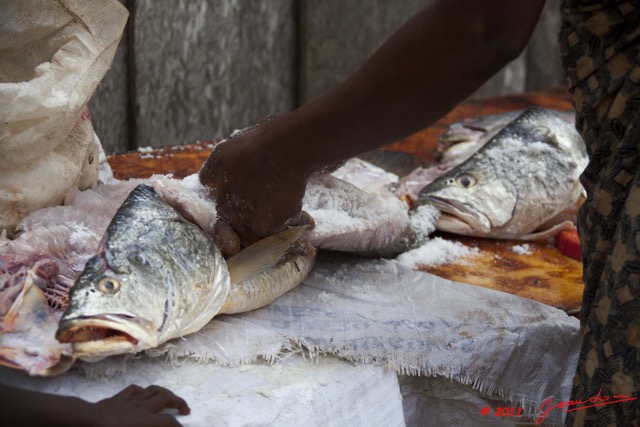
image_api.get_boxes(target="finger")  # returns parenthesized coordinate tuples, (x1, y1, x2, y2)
(238, 230, 262, 250)
(143, 414, 184, 427)
(249, 214, 300, 241)
(316, 160, 347, 174)
(113, 384, 144, 399)
(219, 203, 262, 251)
(198, 142, 225, 188)
(286, 239, 311, 257)
(214, 217, 242, 258)
(198, 155, 218, 188)
(285, 210, 316, 231)
(282, 241, 316, 263)
(136, 385, 185, 402)
(143, 390, 191, 415)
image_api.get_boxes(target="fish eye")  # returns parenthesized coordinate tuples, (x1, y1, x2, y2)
(97, 278, 121, 294)
(456, 173, 477, 188)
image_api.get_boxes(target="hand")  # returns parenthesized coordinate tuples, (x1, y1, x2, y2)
(0, 383, 190, 427)
(90, 384, 190, 427)
(199, 117, 313, 257)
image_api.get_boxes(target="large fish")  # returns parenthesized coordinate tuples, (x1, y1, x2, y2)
(55, 184, 314, 362)
(416, 107, 587, 240)
(0, 170, 407, 375)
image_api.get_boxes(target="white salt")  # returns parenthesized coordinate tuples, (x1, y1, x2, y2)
(512, 244, 532, 255)
(181, 173, 205, 191)
(409, 204, 440, 241)
(395, 237, 479, 269)
(303, 174, 410, 252)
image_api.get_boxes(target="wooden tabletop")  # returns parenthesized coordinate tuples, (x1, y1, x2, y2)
(108, 87, 583, 316)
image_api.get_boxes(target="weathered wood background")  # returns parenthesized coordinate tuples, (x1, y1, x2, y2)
(91, 0, 564, 154)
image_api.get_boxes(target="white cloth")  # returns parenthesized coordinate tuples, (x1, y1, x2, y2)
(1, 354, 406, 427)
(80, 252, 579, 426)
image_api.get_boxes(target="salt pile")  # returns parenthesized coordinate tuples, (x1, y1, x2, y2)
(396, 237, 480, 269)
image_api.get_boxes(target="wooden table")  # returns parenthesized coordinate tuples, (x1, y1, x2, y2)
(108, 87, 584, 316)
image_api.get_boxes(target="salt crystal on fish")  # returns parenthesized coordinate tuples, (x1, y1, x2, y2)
(304, 174, 410, 252)
(409, 205, 440, 241)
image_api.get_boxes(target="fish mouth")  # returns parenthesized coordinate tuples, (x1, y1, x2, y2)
(420, 196, 491, 235)
(56, 315, 156, 361)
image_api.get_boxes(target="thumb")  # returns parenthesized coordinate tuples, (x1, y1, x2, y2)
(214, 217, 242, 258)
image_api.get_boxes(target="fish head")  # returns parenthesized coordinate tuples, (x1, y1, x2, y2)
(416, 107, 587, 239)
(57, 184, 230, 361)
(416, 161, 517, 237)
(55, 242, 169, 361)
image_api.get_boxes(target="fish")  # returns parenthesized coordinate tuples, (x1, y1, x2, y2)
(416, 106, 587, 240)
(55, 184, 313, 362)
(1, 170, 406, 374)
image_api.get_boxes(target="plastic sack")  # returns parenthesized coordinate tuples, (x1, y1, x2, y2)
(0, 0, 128, 235)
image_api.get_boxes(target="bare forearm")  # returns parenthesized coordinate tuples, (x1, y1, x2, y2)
(198, 0, 546, 252)
(269, 0, 545, 176)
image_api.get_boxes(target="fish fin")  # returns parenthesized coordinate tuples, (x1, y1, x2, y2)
(2, 276, 46, 332)
(227, 226, 308, 285)
(519, 221, 575, 241)
(41, 353, 76, 377)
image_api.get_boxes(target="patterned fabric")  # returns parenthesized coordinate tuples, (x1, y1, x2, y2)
(560, 0, 640, 425)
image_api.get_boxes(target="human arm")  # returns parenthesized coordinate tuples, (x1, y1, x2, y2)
(200, 0, 546, 255)
(0, 383, 190, 427)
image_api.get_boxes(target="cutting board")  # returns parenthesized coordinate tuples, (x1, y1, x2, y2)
(107, 87, 584, 316)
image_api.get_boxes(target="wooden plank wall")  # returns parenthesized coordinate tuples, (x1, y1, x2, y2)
(91, 0, 297, 153)
(89, 0, 130, 154)
(90, 0, 564, 155)
(300, 0, 564, 103)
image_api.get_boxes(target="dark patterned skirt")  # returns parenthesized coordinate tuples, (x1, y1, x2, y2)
(560, 0, 640, 425)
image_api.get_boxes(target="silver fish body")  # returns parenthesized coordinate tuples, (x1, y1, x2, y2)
(417, 107, 587, 240)
(56, 184, 230, 361)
